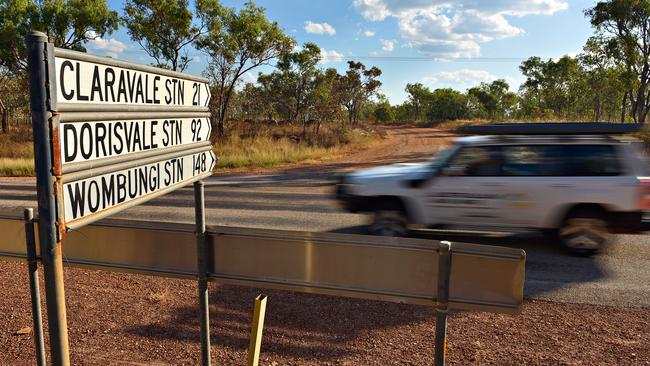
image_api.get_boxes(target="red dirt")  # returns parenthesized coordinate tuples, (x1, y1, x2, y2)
(1, 261, 648, 365)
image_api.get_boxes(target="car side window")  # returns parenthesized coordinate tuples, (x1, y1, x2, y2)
(500, 144, 622, 176)
(561, 145, 622, 176)
(443, 146, 503, 176)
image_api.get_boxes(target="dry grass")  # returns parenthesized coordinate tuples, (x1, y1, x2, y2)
(0, 128, 34, 176)
(214, 123, 382, 170)
(0, 158, 34, 176)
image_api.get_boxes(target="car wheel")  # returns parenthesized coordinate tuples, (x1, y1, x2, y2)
(558, 209, 609, 256)
(369, 210, 408, 237)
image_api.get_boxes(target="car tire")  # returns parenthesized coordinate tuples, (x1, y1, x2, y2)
(369, 210, 408, 237)
(557, 209, 609, 256)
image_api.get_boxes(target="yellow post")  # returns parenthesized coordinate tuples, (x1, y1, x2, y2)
(247, 294, 268, 366)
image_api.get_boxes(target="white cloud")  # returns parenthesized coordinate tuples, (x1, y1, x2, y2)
(423, 69, 499, 88)
(364, 30, 376, 37)
(380, 39, 396, 52)
(353, 0, 567, 58)
(304, 21, 336, 35)
(243, 71, 257, 84)
(85, 31, 127, 58)
(320, 49, 344, 63)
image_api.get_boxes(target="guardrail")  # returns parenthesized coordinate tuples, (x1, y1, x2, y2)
(0, 213, 525, 313)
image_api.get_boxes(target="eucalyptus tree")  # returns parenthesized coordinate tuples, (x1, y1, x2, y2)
(586, 0, 650, 123)
(196, 1, 294, 136)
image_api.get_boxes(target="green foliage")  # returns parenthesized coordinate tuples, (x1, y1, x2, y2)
(123, 0, 203, 71)
(426, 88, 469, 122)
(373, 98, 395, 122)
(586, 0, 650, 123)
(196, 0, 294, 136)
(0, 0, 119, 75)
(338, 61, 382, 124)
(404, 82, 433, 121)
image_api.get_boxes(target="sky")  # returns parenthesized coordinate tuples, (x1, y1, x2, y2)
(98, 0, 597, 104)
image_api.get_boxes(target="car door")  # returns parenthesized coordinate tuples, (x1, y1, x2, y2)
(421, 145, 506, 229)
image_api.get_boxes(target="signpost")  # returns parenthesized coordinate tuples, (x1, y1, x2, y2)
(26, 31, 216, 366)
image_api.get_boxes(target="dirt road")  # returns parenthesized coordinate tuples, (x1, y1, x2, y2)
(1, 126, 649, 365)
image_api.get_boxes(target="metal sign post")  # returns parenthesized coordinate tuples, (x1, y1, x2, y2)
(26, 30, 71, 366)
(194, 180, 211, 366)
(25, 30, 216, 365)
(434, 241, 452, 366)
(23, 208, 46, 366)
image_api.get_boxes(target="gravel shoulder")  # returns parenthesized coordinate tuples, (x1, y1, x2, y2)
(1, 261, 648, 365)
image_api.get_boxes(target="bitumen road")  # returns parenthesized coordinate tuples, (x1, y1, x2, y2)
(1, 170, 650, 308)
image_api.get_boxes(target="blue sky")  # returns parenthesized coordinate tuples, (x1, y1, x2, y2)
(98, 0, 596, 104)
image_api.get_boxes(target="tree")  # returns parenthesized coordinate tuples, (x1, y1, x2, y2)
(404, 83, 433, 121)
(0, 0, 119, 75)
(123, 0, 208, 72)
(337, 61, 382, 125)
(196, 1, 294, 137)
(372, 95, 395, 123)
(586, 0, 650, 123)
(427, 88, 468, 121)
(468, 79, 518, 120)
(312, 67, 343, 133)
(0, 0, 118, 132)
(276, 43, 321, 124)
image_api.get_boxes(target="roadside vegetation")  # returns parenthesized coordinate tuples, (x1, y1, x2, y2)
(2, 0, 650, 176)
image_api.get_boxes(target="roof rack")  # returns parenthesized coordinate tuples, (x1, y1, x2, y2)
(460, 122, 642, 135)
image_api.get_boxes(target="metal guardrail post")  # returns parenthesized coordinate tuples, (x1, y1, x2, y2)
(434, 241, 452, 366)
(194, 180, 212, 366)
(26, 30, 71, 366)
(247, 295, 268, 366)
(24, 208, 46, 366)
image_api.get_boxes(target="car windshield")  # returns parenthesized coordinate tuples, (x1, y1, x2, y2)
(428, 145, 460, 168)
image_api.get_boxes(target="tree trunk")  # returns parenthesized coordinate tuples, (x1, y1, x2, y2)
(1, 109, 7, 134)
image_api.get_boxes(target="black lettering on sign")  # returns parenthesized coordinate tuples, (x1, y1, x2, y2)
(79, 123, 93, 160)
(76, 62, 89, 101)
(88, 180, 100, 212)
(63, 124, 77, 162)
(165, 79, 172, 104)
(60, 60, 74, 100)
(117, 70, 127, 103)
(101, 175, 115, 208)
(153, 76, 161, 104)
(113, 122, 124, 154)
(67, 181, 86, 219)
(117, 173, 127, 203)
(95, 123, 107, 157)
(105, 68, 116, 102)
(90, 65, 103, 101)
(127, 71, 137, 103)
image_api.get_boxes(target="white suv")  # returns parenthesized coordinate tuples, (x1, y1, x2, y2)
(336, 133, 650, 255)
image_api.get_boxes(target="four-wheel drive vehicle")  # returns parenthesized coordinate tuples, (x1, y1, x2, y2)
(336, 133, 650, 255)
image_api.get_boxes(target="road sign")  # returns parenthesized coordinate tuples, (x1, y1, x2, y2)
(45, 47, 216, 230)
(60, 117, 212, 165)
(63, 150, 216, 225)
(27, 32, 217, 366)
(54, 55, 211, 108)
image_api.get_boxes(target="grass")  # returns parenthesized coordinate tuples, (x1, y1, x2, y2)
(0, 158, 34, 176)
(215, 125, 382, 170)
(0, 128, 34, 177)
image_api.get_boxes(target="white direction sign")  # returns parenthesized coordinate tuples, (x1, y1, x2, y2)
(55, 57, 211, 107)
(60, 117, 211, 165)
(63, 150, 216, 224)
